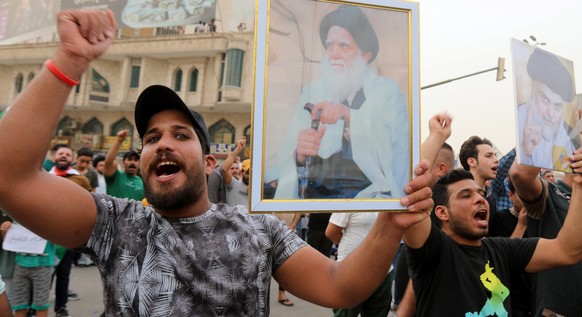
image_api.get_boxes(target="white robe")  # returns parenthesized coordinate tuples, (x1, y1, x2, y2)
(275, 70, 409, 199)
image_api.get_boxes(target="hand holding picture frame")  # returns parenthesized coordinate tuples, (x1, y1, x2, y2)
(250, 0, 420, 213)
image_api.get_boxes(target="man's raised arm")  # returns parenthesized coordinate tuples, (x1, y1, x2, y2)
(509, 159, 543, 202)
(403, 113, 452, 249)
(526, 148, 582, 272)
(104, 129, 128, 177)
(221, 136, 245, 186)
(0, 10, 116, 248)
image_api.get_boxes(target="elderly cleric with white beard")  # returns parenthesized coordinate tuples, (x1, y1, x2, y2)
(275, 5, 410, 200)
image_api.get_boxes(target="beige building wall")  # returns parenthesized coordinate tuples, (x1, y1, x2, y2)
(0, 31, 254, 160)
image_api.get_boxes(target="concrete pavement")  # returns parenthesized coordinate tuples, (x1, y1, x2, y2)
(64, 264, 331, 316)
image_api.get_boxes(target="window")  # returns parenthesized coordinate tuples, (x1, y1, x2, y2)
(57, 116, 77, 137)
(14, 73, 23, 93)
(173, 68, 183, 92)
(82, 117, 104, 135)
(243, 124, 252, 160)
(244, 125, 251, 146)
(130, 57, 141, 88)
(90, 68, 110, 103)
(225, 49, 244, 87)
(218, 53, 225, 101)
(111, 118, 133, 137)
(189, 68, 199, 92)
(130, 65, 140, 88)
(27, 72, 35, 83)
(208, 119, 235, 144)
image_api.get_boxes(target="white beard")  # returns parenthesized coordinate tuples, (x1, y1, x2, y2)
(321, 53, 369, 103)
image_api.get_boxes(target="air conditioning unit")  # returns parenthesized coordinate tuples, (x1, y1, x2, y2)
(65, 121, 78, 129)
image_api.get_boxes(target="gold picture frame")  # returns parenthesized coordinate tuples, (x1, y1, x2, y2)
(250, 0, 420, 212)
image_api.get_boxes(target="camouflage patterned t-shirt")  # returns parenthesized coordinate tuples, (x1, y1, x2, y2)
(82, 194, 307, 317)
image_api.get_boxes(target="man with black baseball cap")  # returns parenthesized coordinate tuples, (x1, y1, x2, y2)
(518, 47, 578, 171)
(135, 85, 210, 154)
(0, 9, 435, 316)
(276, 4, 410, 203)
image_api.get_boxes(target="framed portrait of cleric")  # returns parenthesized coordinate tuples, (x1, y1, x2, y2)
(511, 38, 580, 173)
(249, 0, 420, 213)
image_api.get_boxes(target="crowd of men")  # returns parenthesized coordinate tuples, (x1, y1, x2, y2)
(0, 6, 581, 317)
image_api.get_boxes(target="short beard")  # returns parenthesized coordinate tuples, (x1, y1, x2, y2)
(144, 159, 207, 210)
(449, 215, 487, 240)
(321, 53, 369, 102)
(56, 161, 71, 171)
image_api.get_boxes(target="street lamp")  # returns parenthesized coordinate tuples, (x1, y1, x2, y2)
(523, 35, 546, 47)
(421, 57, 506, 90)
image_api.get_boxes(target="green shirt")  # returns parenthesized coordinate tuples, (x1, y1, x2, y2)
(15, 242, 55, 268)
(42, 159, 54, 172)
(105, 170, 144, 201)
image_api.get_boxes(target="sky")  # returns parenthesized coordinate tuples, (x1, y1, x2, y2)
(418, 0, 582, 156)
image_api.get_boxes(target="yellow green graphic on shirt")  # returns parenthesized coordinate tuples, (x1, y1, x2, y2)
(465, 261, 509, 317)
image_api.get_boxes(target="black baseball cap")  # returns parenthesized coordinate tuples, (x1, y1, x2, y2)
(135, 85, 211, 154)
(123, 150, 140, 161)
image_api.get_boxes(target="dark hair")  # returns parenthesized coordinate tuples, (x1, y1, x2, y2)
(92, 155, 105, 168)
(442, 142, 453, 153)
(51, 143, 68, 153)
(438, 142, 455, 167)
(433, 169, 474, 208)
(77, 147, 94, 158)
(507, 177, 515, 194)
(123, 150, 140, 161)
(459, 136, 493, 171)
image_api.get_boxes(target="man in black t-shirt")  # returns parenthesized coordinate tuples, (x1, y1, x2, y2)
(404, 168, 582, 317)
(511, 161, 582, 316)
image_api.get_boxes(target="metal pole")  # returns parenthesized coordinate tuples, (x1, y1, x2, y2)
(421, 67, 498, 90)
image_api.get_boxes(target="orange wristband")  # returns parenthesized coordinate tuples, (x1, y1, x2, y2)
(44, 59, 80, 87)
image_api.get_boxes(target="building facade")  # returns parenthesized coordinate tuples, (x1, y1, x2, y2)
(0, 3, 254, 160)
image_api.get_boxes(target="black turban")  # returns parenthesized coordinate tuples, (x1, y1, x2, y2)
(527, 48, 574, 102)
(319, 5, 379, 63)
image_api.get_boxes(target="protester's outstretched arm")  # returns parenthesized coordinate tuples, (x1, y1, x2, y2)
(421, 113, 453, 165)
(526, 148, 582, 272)
(509, 207, 527, 239)
(104, 129, 128, 177)
(289, 213, 301, 231)
(220, 136, 245, 185)
(274, 160, 433, 308)
(403, 112, 452, 248)
(490, 148, 516, 208)
(0, 10, 116, 248)
(509, 160, 543, 202)
(325, 222, 343, 245)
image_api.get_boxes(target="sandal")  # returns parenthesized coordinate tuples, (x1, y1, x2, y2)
(278, 298, 294, 307)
